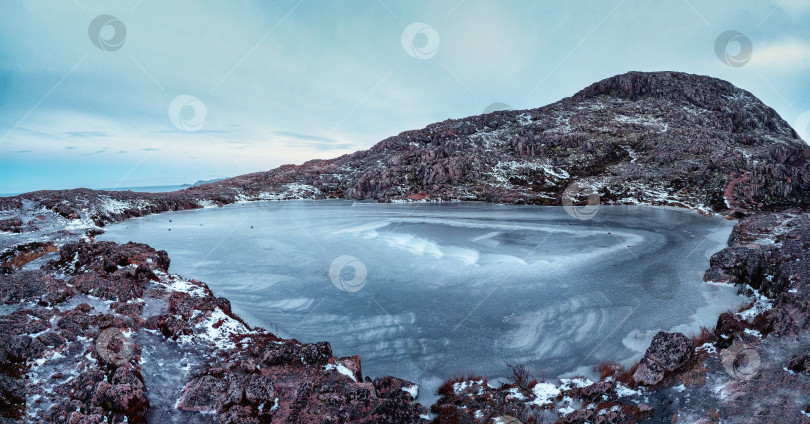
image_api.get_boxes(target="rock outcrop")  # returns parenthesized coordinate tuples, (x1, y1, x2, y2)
(632, 332, 694, 386)
(0, 240, 428, 422)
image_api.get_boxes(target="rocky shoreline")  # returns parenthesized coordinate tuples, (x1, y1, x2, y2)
(1, 188, 807, 423)
(2, 71, 810, 423)
(430, 211, 810, 424)
(0, 205, 433, 423)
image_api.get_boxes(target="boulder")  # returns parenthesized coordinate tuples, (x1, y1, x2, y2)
(373, 375, 419, 401)
(176, 375, 227, 413)
(633, 331, 694, 386)
(786, 353, 810, 374)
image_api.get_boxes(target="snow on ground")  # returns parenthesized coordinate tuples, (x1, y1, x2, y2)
(614, 114, 669, 133)
(97, 196, 134, 215)
(736, 288, 774, 322)
(746, 213, 798, 247)
(402, 384, 419, 399)
(155, 272, 209, 298)
(198, 307, 246, 351)
(530, 381, 560, 406)
(517, 113, 532, 126)
(486, 160, 569, 188)
(453, 379, 485, 394)
(324, 362, 357, 382)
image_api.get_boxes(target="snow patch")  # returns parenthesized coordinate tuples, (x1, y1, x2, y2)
(452, 379, 484, 394)
(614, 382, 641, 398)
(737, 288, 773, 322)
(97, 196, 133, 215)
(506, 387, 526, 401)
(324, 363, 357, 382)
(402, 384, 419, 399)
(530, 381, 560, 406)
(188, 307, 249, 351)
(614, 114, 668, 132)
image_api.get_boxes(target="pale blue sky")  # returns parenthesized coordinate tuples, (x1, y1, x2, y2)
(1, 0, 809, 194)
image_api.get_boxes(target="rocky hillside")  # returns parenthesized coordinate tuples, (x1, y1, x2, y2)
(3, 72, 808, 230)
(207, 71, 810, 213)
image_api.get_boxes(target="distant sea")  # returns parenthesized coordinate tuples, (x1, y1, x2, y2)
(101, 185, 191, 193)
(1, 178, 227, 197)
(1, 184, 189, 197)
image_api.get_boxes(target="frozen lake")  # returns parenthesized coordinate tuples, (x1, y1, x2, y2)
(100, 201, 746, 403)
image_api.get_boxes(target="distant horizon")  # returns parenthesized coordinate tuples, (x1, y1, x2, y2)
(0, 177, 229, 197)
(1, 183, 189, 197)
(3, 0, 810, 193)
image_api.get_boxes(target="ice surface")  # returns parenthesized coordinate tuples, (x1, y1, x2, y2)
(100, 201, 747, 405)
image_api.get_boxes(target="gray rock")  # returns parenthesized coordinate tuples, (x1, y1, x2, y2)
(632, 331, 694, 386)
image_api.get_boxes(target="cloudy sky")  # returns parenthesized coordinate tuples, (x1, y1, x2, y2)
(1, 0, 809, 194)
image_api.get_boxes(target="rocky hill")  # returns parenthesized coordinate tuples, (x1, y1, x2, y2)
(207, 71, 810, 213)
(3, 71, 808, 229)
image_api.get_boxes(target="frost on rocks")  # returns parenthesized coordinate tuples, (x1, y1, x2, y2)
(402, 384, 419, 399)
(324, 362, 357, 382)
(530, 381, 560, 406)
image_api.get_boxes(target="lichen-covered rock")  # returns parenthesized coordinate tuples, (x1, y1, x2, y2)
(373, 375, 418, 401)
(714, 312, 753, 349)
(176, 333, 428, 423)
(786, 353, 810, 374)
(0, 271, 73, 305)
(47, 240, 170, 276)
(576, 380, 616, 400)
(0, 217, 23, 233)
(632, 331, 694, 386)
(706, 213, 810, 336)
(176, 375, 226, 413)
(0, 374, 25, 419)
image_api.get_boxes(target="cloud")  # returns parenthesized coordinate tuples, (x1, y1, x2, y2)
(777, 0, 810, 14)
(67, 131, 110, 138)
(225, 141, 255, 150)
(295, 141, 359, 151)
(274, 131, 339, 144)
(749, 39, 810, 71)
(271, 131, 360, 151)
